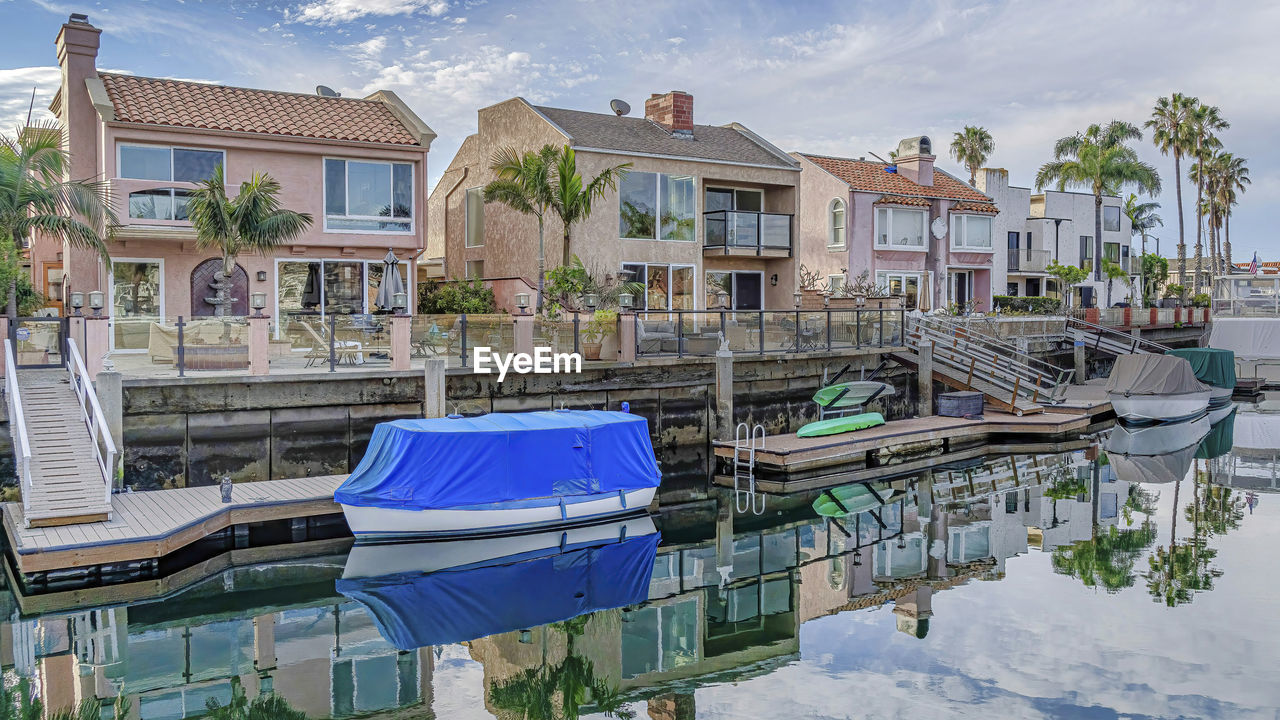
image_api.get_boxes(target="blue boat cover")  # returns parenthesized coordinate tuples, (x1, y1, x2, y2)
(334, 410, 661, 510)
(336, 530, 660, 649)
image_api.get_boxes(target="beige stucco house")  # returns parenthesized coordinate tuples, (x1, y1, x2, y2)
(41, 14, 434, 352)
(428, 91, 800, 312)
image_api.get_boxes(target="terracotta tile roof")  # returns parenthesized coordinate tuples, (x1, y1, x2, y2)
(950, 200, 999, 214)
(873, 194, 932, 207)
(801, 153, 991, 203)
(98, 73, 422, 146)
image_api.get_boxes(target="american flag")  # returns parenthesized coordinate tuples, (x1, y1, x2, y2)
(1250, 252, 1259, 275)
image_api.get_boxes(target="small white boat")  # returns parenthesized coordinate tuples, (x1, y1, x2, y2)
(335, 410, 662, 540)
(1104, 414, 1211, 457)
(1105, 354, 1211, 423)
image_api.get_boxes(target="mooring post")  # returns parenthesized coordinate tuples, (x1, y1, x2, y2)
(389, 314, 411, 372)
(714, 347, 734, 441)
(248, 315, 270, 376)
(1074, 340, 1087, 383)
(423, 356, 447, 418)
(95, 369, 123, 488)
(917, 340, 934, 417)
(513, 314, 534, 357)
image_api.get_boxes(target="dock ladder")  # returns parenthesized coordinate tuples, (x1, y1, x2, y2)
(733, 422, 766, 515)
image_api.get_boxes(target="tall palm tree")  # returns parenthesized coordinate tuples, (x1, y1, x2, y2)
(0, 121, 117, 326)
(1216, 153, 1249, 271)
(485, 145, 558, 313)
(949, 126, 995, 185)
(1123, 194, 1161, 308)
(550, 146, 630, 267)
(186, 165, 312, 317)
(1036, 121, 1162, 282)
(1185, 103, 1228, 292)
(1145, 94, 1195, 287)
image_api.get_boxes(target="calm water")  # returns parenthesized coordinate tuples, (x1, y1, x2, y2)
(6, 409, 1280, 720)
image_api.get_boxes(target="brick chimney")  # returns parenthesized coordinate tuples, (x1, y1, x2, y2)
(644, 90, 693, 138)
(894, 135, 934, 187)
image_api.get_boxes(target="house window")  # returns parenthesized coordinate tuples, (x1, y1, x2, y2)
(1103, 205, 1121, 232)
(464, 260, 484, 280)
(951, 214, 993, 249)
(119, 145, 221, 221)
(704, 270, 762, 310)
(1080, 236, 1094, 271)
(1104, 242, 1121, 263)
(874, 207, 926, 249)
(1007, 283, 1019, 296)
(828, 199, 846, 248)
(276, 259, 393, 321)
(622, 263, 695, 310)
(128, 188, 193, 221)
(110, 259, 163, 351)
(828, 274, 846, 293)
(875, 271, 921, 309)
(464, 188, 484, 247)
(324, 158, 413, 233)
(619, 172, 695, 241)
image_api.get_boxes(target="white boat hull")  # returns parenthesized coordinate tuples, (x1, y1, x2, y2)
(341, 487, 656, 539)
(1104, 415, 1211, 456)
(1107, 390, 1211, 423)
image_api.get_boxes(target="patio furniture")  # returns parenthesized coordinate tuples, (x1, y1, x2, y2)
(147, 319, 248, 365)
(299, 320, 362, 367)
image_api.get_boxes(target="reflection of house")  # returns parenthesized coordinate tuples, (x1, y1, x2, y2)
(43, 15, 432, 351)
(429, 91, 800, 312)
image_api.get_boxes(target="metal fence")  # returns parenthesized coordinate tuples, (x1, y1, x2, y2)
(635, 309, 905, 358)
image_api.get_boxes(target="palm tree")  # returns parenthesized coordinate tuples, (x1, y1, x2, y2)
(1145, 94, 1195, 287)
(1216, 153, 1249, 271)
(485, 146, 558, 313)
(186, 165, 312, 317)
(1185, 103, 1228, 292)
(949, 126, 995, 185)
(1123, 194, 1161, 308)
(0, 121, 117, 326)
(1102, 259, 1129, 307)
(549, 145, 630, 267)
(1036, 121, 1162, 282)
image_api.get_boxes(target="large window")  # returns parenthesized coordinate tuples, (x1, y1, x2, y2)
(874, 207, 926, 249)
(705, 270, 763, 311)
(324, 159, 413, 233)
(128, 188, 192, 221)
(464, 187, 484, 247)
(875, 271, 922, 310)
(120, 145, 221, 221)
(1103, 205, 1121, 232)
(1080, 236, 1094, 271)
(111, 259, 162, 351)
(1104, 242, 1121, 263)
(622, 263, 694, 310)
(619, 172, 696, 241)
(828, 198, 846, 248)
(951, 214, 993, 249)
(277, 259, 401, 318)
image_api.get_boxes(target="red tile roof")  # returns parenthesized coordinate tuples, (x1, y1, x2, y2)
(873, 194, 932, 207)
(99, 73, 422, 146)
(950, 200, 999, 214)
(802, 153, 991, 203)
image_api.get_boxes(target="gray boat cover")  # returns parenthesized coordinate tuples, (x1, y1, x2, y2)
(1104, 354, 1209, 396)
(1107, 444, 1197, 484)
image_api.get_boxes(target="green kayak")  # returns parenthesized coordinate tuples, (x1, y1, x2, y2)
(812, 481, 900, 518)
(797, 412, 885, 438)
(813, 381, 894, 409)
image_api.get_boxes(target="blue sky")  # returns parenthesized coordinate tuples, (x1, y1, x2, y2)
(2, 0, 1278, 262)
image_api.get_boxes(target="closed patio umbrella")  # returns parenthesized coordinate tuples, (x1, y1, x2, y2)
(301, 262, 322, 309)
(375, 249, 407, 311)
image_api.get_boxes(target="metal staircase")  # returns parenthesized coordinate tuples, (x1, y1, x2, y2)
(1065, 317, 1170, 356)
(895, 316, 1075, 416)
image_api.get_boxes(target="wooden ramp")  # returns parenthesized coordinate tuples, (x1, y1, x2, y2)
(17, 369, 113, 527)
(892, 350, 1045, 415)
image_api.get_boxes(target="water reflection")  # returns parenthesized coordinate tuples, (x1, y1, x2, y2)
(4, 406, 1279, 718)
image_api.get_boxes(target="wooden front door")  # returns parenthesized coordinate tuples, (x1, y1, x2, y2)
(40, 262, 64, 315)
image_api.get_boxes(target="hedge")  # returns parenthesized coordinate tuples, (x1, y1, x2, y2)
(993, 295, 1063, 314)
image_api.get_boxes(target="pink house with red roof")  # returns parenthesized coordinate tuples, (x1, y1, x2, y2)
(792, 136, 998, 312)
(39, 14, 434, 353)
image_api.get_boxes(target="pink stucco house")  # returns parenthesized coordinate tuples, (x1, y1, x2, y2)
(41, 14, 434, 352)
(792, 137, 999, 311)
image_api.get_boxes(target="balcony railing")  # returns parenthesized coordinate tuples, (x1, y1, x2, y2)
(703, 211, 793, 255)
(1007, 248, 1052, 273)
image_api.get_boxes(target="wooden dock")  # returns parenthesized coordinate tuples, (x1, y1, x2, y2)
(3, 475, 346, 574)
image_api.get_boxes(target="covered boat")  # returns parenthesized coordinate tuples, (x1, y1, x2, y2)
(814, 381, 895, 411)
(335, 410, 661, 539)
(1166, 347, 1236, 408)
(337, 517, 659, 650)
(1104, 354, 1211, 423)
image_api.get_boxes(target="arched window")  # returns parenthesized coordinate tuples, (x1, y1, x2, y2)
(828, 198, 846, 248)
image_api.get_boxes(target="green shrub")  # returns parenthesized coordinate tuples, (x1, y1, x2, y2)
(1191, 292, 1210, 308)
(416, 278, 496, 314)
(993, 295, 1063, 314)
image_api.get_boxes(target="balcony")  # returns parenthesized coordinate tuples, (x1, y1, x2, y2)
(703, 211, 792, 257)
(1007, 248, 1052, 273)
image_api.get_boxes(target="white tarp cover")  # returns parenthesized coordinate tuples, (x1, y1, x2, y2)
(1104, 354, 1209, 396)
(1232, 411, 1280, 452)
(1208, 317, 1280, 360)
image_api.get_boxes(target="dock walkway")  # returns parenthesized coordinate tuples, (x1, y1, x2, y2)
(3, 474, 345, 574)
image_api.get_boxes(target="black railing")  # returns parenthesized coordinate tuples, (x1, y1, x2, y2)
(703, 210, 793, 256)
(634, 308, 906, 358)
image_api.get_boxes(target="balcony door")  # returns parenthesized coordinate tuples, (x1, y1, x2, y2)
(706, 188, 762, 213)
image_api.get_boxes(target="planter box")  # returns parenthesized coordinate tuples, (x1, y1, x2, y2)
(938, 391, 984, 418)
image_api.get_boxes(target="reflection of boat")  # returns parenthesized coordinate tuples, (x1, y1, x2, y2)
(337, 517, 660, 650)
(1105, 354, 1211, 423)
(812, 481, 901, 518)
(1197, 407, 1236, 459)
(335, 410, 661, 539)
(1167, 347, 1236, 408)
(1107, 441, 1198, 484)
(1104, 415, 1210, 457)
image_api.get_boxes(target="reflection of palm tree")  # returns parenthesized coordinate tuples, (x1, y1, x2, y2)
(1143, 464, 1226, 606)
(1052, 523, 1159, 592)
(205, 677, 307, 720)
(0, 677, 131, 720)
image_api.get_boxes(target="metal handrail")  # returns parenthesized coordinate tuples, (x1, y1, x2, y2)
(66, 338, 116, 502)
(4, 340, 33, 517)
(633, 308, 906, 357)
(911, 319, 1074, 398)
(918, 316, 1063, 376)
(907, 324, 1070, 406)
(1065, 316, 1170, 354)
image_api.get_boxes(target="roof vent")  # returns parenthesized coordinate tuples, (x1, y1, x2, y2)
(609, 99, 630, 116)
(68, 13, 90, 24)
(315, 85, 341, 98)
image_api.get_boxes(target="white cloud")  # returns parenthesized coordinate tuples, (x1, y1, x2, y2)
(0, 66, 59, 133)
(288, 0, 449, 26)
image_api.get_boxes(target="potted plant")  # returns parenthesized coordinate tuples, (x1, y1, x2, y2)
(580, 309, 617, 361)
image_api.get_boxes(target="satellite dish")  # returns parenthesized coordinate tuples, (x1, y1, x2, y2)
(315, 85, 340, 98)
(609, 99, 631, 117)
